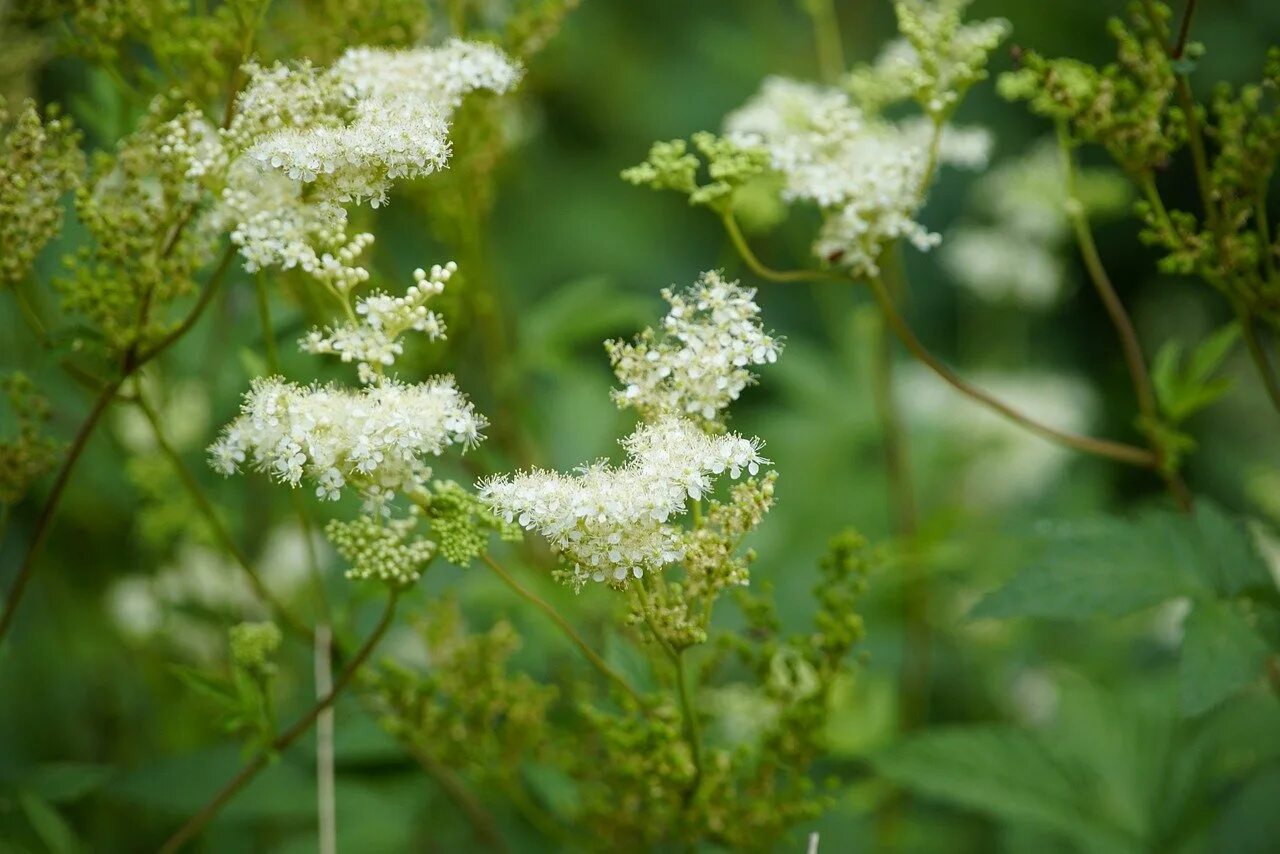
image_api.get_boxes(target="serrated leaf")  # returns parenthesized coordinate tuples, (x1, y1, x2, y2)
(873, 726, 1137, 852)
(1180, 599, 1272, 716)
(973, 517, 1201, 620)
(1186, 502, 1275, 597)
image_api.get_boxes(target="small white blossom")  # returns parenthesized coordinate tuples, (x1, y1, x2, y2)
(606, 271, 782, 426)
(726, 77, 987, 276)
(302, 261, 454, 381)
(209, 375, 485, 501)
(478, 418, 768, 590)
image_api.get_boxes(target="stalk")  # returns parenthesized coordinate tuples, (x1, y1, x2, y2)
(158, 591, 399, 853)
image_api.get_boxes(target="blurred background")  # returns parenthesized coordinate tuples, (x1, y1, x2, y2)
(2, 0, 1280, 850)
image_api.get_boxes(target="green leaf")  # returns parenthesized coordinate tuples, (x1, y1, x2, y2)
(170, 665, 238, 709)
(1151, 325, 1240, 423)
(873, 726, 1137, 852)
(1186, 502, 1274, 598)
(973, 516, 1201, 620)
(1180, 599, 1272, 716)
(20, 763, 113, 804)
(975, 504, 1275, 622)
(18, 792, 80, 854)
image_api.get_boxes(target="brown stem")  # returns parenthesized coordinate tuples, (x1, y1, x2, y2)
(1239, 310, 1280, 410)
(158, 592, 399, 854)
(1171, 0, 1199, 59)
(1058, 131, 1192, 509)
(0, 379, 121, 646)
(478, 552, 644, 706)
(406, 747, 510, 852)
(721, 214, 846, 284)
(134, 393, 312, 641)
(868, 276, 1158, 468)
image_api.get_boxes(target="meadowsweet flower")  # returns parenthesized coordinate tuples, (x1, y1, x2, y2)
(900, 367, 1096, 506)
(941, 227, 1064, 308)
(848, 0, 1010, 116)
(302, 262, 453, 382)
(209, 375, 485, 501)
(326, 512, 436, 586)
(606, 271, 781, 426)
(725, 77, 988, 276)
(220, 40, 521, 283)
(478, 417, 768, 589)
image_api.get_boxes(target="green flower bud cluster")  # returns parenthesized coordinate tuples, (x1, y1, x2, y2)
(228, 620, 282, 673)
(622, 132, 771, 216)
(572, 701, 697, 844)
(0, 372, 61, 505)
(326, 512, 435, 587)
(0, 98, 84, 288)
(56, 98, 221, 358)
(370, 599, 555, 780)
(999, 2, 1187, 176)
(416, 480, 521, 567)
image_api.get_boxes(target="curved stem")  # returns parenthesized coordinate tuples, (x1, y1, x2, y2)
(0, 378, 121, 647)
(158, 591, 399, 854)
(409, 747, 510, 852)
(1172, 0, 1199, 59)
(721, 214, 845, 284)
(1238, 310, 1280, 410)
(478, 552, 643, 706)
(673, 649, 704, 799)
(868, 276, 1158, 468)
(1058, 130, 1192, 509)
(136, 245, 236, 366)
(805, 0, 846, 85)
(134, 393, 312, 642)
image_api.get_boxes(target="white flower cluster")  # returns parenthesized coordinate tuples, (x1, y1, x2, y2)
(218, 40, 521, 288)
(479, 418, 767, 589)
(900, 366, 1096, 507)
(209, 375, 485, 502)
(942, 139, 1130, 308)
(850, 0, 1010, 116)
(302, 262, 454, 382)
(726, 77, 988, 276)
(606, 271, 781, 425)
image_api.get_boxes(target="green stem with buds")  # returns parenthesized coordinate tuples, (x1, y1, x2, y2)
(134, 392, 312, 642)
(478, 552, 644, 706)
(158, 590, 399, 854)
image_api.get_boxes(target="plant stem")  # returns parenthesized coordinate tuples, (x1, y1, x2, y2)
(408, 746, 510, 852)
(478, 552, 644, 706)
(0, 378, 121, 647)
(1238, 310, 1280, 410)
(869, 269, 931, 730)
(806, 0, 846, 85)
(867, 276, 1158, 468)
(134, 392, 312, 641)
(158, 591, 399, 854)
(136, 245, 236, 365)
(1058, 129, 1192, 509)
(721, 214, 845, 284)
(313, 624, 337, 854)
(673, 649, 704, 799)
(1172, 0, 1199, 59)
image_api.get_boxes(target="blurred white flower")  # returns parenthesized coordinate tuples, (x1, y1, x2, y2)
(1009, 667, 1059, 727)
(900, 367, 1097, 506)
(942, 226, 1065, 308)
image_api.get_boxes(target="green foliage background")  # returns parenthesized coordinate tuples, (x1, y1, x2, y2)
(2, 0, 1280, 851)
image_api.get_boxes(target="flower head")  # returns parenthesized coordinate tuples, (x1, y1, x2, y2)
(478, 418, 767, 589)
(606, 271, 782, 426)
(209, 375, 485, 502)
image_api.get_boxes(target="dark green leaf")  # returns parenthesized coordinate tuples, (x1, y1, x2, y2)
(18, 792, 80, 854)
(1180, 599, 1272, 716)
(874, 726, 1137, 852)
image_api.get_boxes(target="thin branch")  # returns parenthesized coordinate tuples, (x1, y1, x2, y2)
(478, 552, 645, 706)
(1057, 130, 1192, 509)
(1171, 0, 1199, 59)
(158, 591, 399, 854)
(0, 378, 121, 647)
(721, 214, 845, 284)
(868, 276, 1159, 468)
(134, 392, 312, 641)
(136, 244, 237, 367)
